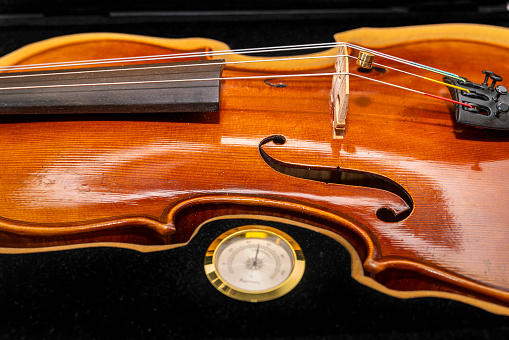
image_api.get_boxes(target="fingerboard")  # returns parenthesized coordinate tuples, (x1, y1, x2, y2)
(0, 60, 224, 114)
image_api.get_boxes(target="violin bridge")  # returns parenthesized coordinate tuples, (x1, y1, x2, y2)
(331, 44, 350, 139)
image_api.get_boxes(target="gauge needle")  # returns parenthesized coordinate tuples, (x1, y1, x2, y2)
(253, 245, 260, 267)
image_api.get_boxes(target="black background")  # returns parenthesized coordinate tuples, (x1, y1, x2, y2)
(0, 1, 509, 339)
(1, 219, 508, 339)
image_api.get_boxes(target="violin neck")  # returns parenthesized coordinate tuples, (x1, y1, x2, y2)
(0, 60, 224, 115)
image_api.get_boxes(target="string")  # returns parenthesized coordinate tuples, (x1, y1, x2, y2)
(0, 54, 346, 79)
(0, 54, 470, 93)
(0, 41, 462, 81)
(0, 41, 471, 108)
(369, 61, 468, 93)
(0, 42, 342, 72)
(0, 68, 473, 109)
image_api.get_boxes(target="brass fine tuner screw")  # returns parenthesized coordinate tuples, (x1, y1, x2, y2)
(356, 51, 375, 69)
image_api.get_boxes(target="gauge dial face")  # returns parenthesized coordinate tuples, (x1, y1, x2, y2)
(204, 226, 305, 302)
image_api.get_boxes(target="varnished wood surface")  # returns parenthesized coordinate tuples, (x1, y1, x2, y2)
(1, 24, 509, 315)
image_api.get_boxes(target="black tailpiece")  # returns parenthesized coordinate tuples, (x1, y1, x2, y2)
(444, 71, 509, 130)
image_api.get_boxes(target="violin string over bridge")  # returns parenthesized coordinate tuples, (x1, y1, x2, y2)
(0, 38, 479, 134)
(329, 45, 472, 138)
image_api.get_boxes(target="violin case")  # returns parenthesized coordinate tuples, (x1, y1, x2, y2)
(1, 0, 509, 338)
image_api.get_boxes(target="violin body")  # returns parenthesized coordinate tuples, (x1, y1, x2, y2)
(1, 24, 509, 315)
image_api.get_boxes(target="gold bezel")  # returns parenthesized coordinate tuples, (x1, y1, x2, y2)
(204, 225, 305, 302)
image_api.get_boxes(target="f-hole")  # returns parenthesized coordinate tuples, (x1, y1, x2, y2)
(258, 135, 413, 222)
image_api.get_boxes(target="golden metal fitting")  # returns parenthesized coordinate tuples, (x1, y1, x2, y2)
(356, 51, 375, 69)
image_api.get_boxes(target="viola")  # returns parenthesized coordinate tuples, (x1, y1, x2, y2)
(1, 23, 509, 315)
